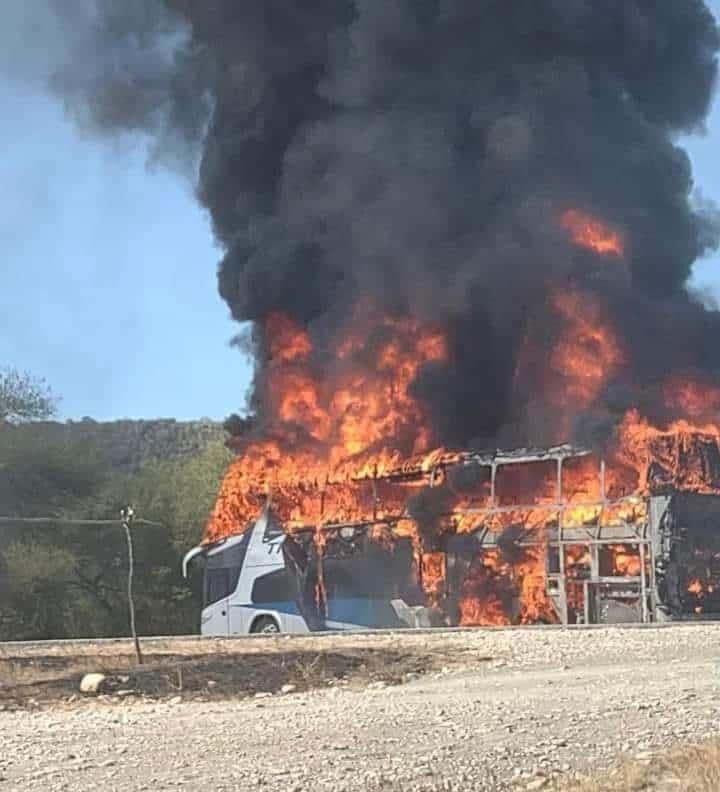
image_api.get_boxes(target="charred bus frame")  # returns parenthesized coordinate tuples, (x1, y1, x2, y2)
(435, 445, 653, 625)
(305, 444, 717, 625)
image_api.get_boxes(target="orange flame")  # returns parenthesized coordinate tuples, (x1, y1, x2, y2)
(458, 546, 557, 626)
(204, 219, 720, 628)
(610, 545, 642, 577)
(421, 552, 447, 607)
(459, 552, 512, 626)
(551, 290, 624, 411)
(614, 408, 720, 495)
(664, 379, 720, 423)
(560, 209, 625, 257)
(206, 309, 447, 542)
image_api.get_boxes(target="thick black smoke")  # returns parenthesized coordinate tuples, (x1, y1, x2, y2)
(42, 0, 720, 449)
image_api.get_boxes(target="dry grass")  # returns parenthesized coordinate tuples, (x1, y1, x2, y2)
(560, 739, 720, 791)
(0, 634, 494, 708)
(383, 741, 720, 792)
(0, 643, 488, 709)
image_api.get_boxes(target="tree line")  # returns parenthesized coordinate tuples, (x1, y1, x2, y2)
(0, 368, 232, 640)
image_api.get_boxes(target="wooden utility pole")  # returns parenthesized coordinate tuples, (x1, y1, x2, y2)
(0, 513, 163, 662)
(120, 507, 143, 665)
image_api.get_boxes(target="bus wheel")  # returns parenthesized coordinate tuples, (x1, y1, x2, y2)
(251, 616, 280, 634)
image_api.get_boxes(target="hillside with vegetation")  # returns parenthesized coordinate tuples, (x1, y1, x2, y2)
(0, 411, 233, 641)
(6, 418, 227, 477)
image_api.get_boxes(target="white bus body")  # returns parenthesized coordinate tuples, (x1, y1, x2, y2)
(183, 509, 417, 635)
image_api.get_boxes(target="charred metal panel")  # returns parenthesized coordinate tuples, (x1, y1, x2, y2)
(276, 443, 720, 628)
(647, 435, 720, 494)
(649, 493, 720, 619)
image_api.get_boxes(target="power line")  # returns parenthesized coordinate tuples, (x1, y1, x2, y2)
(0, 516, 164, 527)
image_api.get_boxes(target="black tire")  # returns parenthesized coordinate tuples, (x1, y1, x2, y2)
(251, 616, 280, 634)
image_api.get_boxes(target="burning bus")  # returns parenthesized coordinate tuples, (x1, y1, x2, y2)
(183, 507, 421, 634)
(183, 285, 720, 635)
(46, 3, 720, 631)
(185, 427, 720, 634)
(140, 2, 720, 635)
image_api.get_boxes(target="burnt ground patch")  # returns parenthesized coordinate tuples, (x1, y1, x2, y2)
(0, 645, 491, 709)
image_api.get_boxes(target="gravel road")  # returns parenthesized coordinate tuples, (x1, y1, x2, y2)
(2, 625, 720, 791)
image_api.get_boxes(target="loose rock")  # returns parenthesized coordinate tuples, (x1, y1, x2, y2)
(79, 674, 107, 695)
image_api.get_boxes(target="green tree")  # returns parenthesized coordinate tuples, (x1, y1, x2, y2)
(0, 368, 57, 424)
(0, 430, 232, 640)
(85, 439, 232, 549)
(0, 429, 106, 518)
(0, 425, 118, 639)
(79, 440, 233, 633)
(0, 541, 87, 640)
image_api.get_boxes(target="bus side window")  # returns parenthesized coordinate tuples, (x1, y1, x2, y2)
(204, 535, 248, 606)
(251, 568, 293, 604)
(205, 568, 233, 606)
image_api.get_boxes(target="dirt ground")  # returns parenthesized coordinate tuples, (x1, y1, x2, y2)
(0, 637, 458, 707)
(1, 625, 720, 791)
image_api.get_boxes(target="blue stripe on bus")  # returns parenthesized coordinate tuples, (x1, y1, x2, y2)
(326, 598, 400, 627)
(232, 600, 301, 616)
(234, 599, 400, 628)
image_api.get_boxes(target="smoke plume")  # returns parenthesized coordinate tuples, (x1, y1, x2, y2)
(42, 0, 720, 450)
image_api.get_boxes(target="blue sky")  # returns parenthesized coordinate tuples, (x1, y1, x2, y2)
(0, 76, 252, 422)
(684, 0, 720, 293)
(1, 5, 720, 422)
